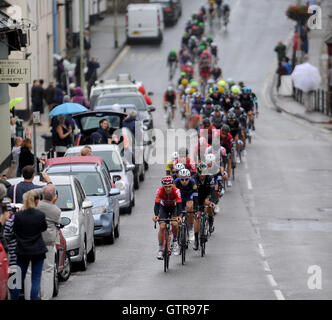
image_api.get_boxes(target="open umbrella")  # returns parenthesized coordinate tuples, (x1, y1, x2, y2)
(291, 62, 321, 93)
(48, 103, 88, 117)
(10, 97, 24, 111)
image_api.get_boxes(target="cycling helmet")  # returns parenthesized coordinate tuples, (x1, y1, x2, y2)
(208, 79, 215, 85)
(205, 98, 213, 104)
(195, 92, 202, 98)
(211, 42, 217, 47)
(233, 100, 241, 108)
(167, 86, 173, 92)
(172, 151, 179, 160)
(205, 153, 216, 164)
(191, 81, 198, 88)
(197, 162, 208, 174)
(220, 146, 227, 156)
(181, 78, 189, 86)
(161, 175, 174, 186)
(185, 88, 191, 95)
(174, 163, 185, 172)
(179, 169, 191, 178)
(212, 85, 218, 92)
(242, 87, 250, 95)
(227, 112, 236, 121)
(200, 44, 206, 50)
(170, 49, 177, 55)
(238, 81, 245, 88)
(199, 22, 204, 27)
(181, 71, 187, 77)
(231, 85, 241, 94)
(186, 61, 193, 66)
(218, 86, 224, 93)
(189, 88, 196, 94)
(202, 118, 211, 127)
(227, 78, 235, 87)
(221, 124, 230, 135)
(218, 80, 226, 87)
(214, 104, 222, 112)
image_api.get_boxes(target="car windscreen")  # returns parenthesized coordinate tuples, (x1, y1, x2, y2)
(66, 151, 123, 172)
(56, 185, 75, 211)
(96, 96, 147, 111)
(80, 114, 121, 131)
(149, 0, 170, 8)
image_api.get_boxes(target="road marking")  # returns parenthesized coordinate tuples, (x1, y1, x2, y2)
(274, 289, 286, 300)
(263, 261, 271, 272)
(246, 173, 252, 190)
(103, 45, 131, 78)
(267, 274, 278, 287)
(258, 243, 265, 257)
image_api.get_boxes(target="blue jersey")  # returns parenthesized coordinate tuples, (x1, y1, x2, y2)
(190, 98, 205, 115)
(174, 178, 198, 200)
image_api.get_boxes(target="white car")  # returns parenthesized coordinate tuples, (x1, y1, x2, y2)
(65, 144, 135, 214)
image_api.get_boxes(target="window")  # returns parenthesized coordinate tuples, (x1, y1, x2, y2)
(71, 172, 106, 196)
(96, 96, 147, 111)
(55, 185, 75, 211)
(80, 115, 121, 131)
(102, 169, 112, 192)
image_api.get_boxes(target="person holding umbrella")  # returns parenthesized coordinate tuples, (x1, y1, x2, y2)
(54, 115, 73, 157)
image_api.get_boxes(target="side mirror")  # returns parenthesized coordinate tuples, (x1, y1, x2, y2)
(126, 164, 135, 171)
(148, 106, 156, 112)
(109, 188, 121, 197)
(82, 200, 93, 210)
(148, 92, 154, 96)
(60, 217, 71, 228)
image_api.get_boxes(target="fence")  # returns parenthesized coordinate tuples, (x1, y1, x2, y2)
(293, 88, 332, 116)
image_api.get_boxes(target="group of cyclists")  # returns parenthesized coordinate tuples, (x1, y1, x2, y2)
(155, 1, 258, 264)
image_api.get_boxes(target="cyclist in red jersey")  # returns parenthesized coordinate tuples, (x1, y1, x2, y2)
(218, 124, 234, 186)
(174, 147, 196, 174)
(153, 175, 182, 260)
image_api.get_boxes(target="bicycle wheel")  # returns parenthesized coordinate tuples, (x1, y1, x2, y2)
(200, 216, 207, 257)
(163, 228, 169, 272)
(181, 224, 187, 265)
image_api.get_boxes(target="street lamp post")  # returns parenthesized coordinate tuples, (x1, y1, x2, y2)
(114, 0, 118, 48)
(79, 0, 85, 95)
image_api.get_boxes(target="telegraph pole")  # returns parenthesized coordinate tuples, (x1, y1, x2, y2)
(79, 0, 85, 94)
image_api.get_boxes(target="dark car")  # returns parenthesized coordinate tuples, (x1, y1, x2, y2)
(149, 0, 182, 25)
(92, 92, 155, 131)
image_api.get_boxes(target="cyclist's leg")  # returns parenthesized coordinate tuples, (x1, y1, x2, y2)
(205, 197, 215, 233)
(171, 105, 176, 120)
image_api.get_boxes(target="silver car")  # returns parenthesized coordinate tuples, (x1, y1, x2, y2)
(65, 144, 135, 213)
(7, 175, 96, 272)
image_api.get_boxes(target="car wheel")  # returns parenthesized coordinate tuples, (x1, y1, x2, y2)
(115, 216, 120, 238)
(105, 223, 115, 245)
(131, 189, 135, 207)
(125, 201, 132, 214)
(134, 173, 139, 190)
(139, 165, 145, 182)
(53, 256, 59, 297)
(78, 240, 88, 271)
(87, 238, 96, 263)
(59, 253, 71, 282)
(144, 160, 149, 171)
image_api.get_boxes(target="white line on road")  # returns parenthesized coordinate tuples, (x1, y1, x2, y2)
(258, 243, 265, 257)
(274, 290, 286, 300)
(102, 45, 131, 79)
(246, 173, 253, 190)
(267, 274, 278, 287)
(263, 261, 271, 272)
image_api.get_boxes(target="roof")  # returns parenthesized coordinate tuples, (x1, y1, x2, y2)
(98, 91, 141, 98)
(7, 175, 74, 187)
(46, 156, 103, 167)
(66, 144, 119, 153)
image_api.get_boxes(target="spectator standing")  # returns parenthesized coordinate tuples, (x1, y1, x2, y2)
(11, 190, 47, 300)
(57, 58, 65, 87)
(7, 166, 52, 204)
(74, 56, 81, 87)
(274, 41, 287, 63)
(84, 29, 91, 62)
(276, 62, 287, 92)
(86, 57, 100, 98)
(38, 185, 61, 300)
(44, 82, 56, 113)
(12, 137, 23, 177)
(55, 115, 73, 157)
(54, 84, 64, 107)
(29, 80, 44, 126)
(72, 87, 90, 108)
(0, 184, 9, 253)
(282, 57, 293, 75)
(18, 139, 34, 176)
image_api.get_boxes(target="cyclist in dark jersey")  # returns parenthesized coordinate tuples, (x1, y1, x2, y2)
(210, 105, 225, 129)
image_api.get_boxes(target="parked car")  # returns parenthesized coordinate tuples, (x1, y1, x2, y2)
(126, 3, 164, 44)
(93, 92, 155, 130)
(90, 73, 143, 108)
(45, 156, 121, 245)
(65, 144, 135, 214)
(72, 110, 145, 189)
(149, 0, 182, 25)
(0, 241, 8, 300)
(7, 175, 96, 272)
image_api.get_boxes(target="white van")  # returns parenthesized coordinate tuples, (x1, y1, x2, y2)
(126, 3, 164, 43)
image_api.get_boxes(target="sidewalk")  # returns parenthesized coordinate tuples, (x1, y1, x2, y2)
(24, 13, 127, 158)
(270, 0, 332, 125)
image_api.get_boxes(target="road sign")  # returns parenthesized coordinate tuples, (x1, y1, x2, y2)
(0, 59, 31, 83)
(33, 111, 40, 124)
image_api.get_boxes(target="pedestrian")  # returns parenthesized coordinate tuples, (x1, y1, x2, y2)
(274, 41, 287, 63)
(300, 25, 309, 55)
(17, 138, 35, 176)
(38, 185, 61, 300)
(74, 56, 81, 87)
(84, 29, 91, 62)
(282, 57, 293, 75)
(86, 57, 100, 98)
(329, 67, 332, 94)
(7, 166, 52, 204)
(11, 190, 47, 300)
(54, 84, 64, 107)
(123, 110, 138, 138)
(29, 80, 44, 126)
(57, 58, 65, 87)
(44, 82, 56, 113)
(0, 184, 10, 253)
(55, 115, 73, 157)
(276, 62, 287, 92)
(72, 87, 90, 108)
(12, 136, 23, 177)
